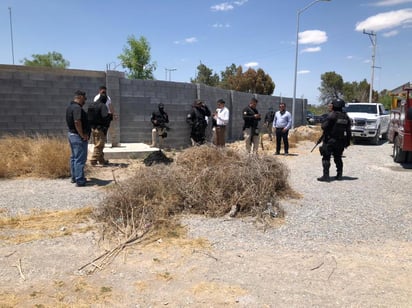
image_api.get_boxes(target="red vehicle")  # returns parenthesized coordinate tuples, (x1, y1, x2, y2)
(388, 82, 412, 163)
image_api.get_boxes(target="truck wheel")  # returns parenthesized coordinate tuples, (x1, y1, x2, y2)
(381, 130, 388, 140)
(371, 128, 380, 145)
(393, 135, 406, 163)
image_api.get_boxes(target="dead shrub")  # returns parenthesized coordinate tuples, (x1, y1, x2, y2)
(0, 134, 70, 178)
(95, 145, 293, 239)
(174, 145, 291, 216)
(289, 125, 322, 144)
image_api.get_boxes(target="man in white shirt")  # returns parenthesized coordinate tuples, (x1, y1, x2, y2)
(213, 99, 230, 146)
(273, 102, 292, 155)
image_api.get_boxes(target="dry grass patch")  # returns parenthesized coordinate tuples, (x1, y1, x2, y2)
(0, 207, 94, 244)
(0, 278, 114, 307)
(0, 134, 70, 178)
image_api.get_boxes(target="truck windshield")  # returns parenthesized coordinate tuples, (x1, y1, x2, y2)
(345, 104, 377, 114)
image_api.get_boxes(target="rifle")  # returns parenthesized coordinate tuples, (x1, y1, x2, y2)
(311, 133, 324, 152)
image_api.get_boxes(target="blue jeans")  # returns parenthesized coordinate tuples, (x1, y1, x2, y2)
(68, 132, 88, 185)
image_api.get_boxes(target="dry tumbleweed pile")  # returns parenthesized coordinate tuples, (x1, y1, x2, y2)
(95, 145, 294, 240)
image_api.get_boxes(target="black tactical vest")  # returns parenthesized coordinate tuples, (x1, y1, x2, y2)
(330, 112, 349, 139)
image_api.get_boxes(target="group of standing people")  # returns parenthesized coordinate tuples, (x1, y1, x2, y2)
(243, 98, 292, 155)
(65, 87, 115, 187)
(66, 87, 351, 187)
(185, 99, 229, 147)
(243, 97, 351, 181)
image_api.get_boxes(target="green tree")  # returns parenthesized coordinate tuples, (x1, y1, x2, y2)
(254, 68, 275, 95)
(194, 63, 275, 95)
(21, 51, 69, 68)
(318, 71, 344, 104)
(191, 63, 220, 86)
(219, 65, 245, 91)
(342, 79, 378, 103)
(378, 89, 392, 110)
(118, 35, 157, 79)
(220, 63, 238, 89)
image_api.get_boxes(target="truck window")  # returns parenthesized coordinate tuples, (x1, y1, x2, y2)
(345, 104, 377, 114)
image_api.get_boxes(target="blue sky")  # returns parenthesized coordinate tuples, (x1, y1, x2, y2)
(1, 0, 411, 104)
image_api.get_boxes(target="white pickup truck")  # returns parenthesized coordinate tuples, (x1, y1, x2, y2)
(345, 102, 390, 145)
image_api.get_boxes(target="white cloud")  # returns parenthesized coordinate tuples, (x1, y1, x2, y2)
(185, 37, 198, 43)
(234, 0, 248, 6)
(298, 70, 310, 75)
(383, 29, 399, 36)
(174, 37, 198, 45)
(211, 2, 234, 11)
(211, 0, 248, 11)
(372, 0, 412, 7)
(355, 9, 412, 32)
(212, 23, 231, 28)
(244, 62, 258, 68)
(301, 46, 321, 53)
(346, 55, 354, 60)
(299, 30, 328, 45)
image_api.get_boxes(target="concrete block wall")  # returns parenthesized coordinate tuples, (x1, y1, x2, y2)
(0, 65, 105, 136)
(0, 65, 307, 149)
(119, 79, 198, 148)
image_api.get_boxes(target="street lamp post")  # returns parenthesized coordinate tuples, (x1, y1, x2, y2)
(8, 7, 15, 65)
(292, 0, 330, 129)
(165, 68, 177, 81)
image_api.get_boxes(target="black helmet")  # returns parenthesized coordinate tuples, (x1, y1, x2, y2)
(331, 99, 345, 111)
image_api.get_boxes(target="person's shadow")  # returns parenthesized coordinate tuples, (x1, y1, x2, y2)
(330, 176, 358, 181)
(88, 178, 113, 186)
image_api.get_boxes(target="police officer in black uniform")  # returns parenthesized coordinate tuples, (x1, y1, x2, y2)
(317, 99, 351, 182)
(187, 100, 211, 145)
(242, 97, 261, 154)
(150, 103, 169, 148)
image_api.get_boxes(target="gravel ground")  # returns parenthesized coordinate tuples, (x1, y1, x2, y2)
(1, 140, 411, 307)
(185, 140, 412, 248)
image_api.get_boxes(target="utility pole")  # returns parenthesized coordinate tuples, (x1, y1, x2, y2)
(363, 30, 377, 103)
(8, 7, 15, 65)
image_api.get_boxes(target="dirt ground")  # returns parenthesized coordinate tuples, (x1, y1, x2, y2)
(0, 140, 411, 307)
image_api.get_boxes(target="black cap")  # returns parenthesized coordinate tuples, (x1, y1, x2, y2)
(217, 99, 225, 104)
(158, 103, 164, 108)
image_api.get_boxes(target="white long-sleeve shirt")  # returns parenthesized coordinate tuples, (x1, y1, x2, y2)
(215, 106, 229, 126)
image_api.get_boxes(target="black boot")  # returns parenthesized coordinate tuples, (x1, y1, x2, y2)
(317, 174, 330, 182)
(317, 160, 330, 182)
(335, 171, 343, 180)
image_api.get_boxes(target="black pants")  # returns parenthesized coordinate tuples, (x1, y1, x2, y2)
(275, 127, 289, 154)
(320, 140, 345, 175)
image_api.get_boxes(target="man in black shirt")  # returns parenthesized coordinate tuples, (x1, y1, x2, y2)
(242, 97, 261, 154)
(150, 103, 169, 148)
(88, 93, 111, 165)
(263, 107, 275, 141)
(66, 90, 90, 187)
(186, 100, 211, 145)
